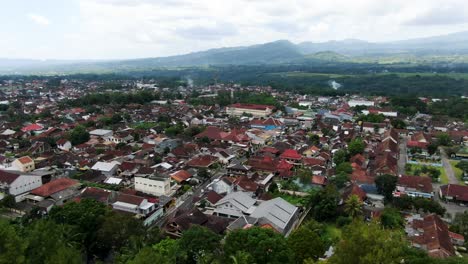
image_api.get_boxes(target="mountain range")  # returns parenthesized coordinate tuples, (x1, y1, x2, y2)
(2, 30, 468, 74)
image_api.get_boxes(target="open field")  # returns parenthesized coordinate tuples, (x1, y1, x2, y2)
(450, 160, 465, 185)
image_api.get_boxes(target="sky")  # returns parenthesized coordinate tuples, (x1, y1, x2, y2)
(2, 0, 468, 60)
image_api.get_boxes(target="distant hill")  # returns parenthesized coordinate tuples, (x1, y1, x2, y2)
(3, 31, 468, 74)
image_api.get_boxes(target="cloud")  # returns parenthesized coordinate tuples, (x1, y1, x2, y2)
(27, 13, 51, 26)
(404, 5, 468, 26)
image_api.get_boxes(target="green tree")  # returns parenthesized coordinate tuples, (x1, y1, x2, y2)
(455, 161, 468, 174)
(375, 174, 397, 202)
(450, 211, 468, 247)
(391, 119, 406, 129)
(95, 212, 145, 253)
(380, 207, 403, 229)
(344, 195, 363, 219)
(287, 220, 325, 263)
(330, 220, 407, 264)
(0, 220, 26, 264)
(329, 172, 349, 189)
(307, 184, 340, 221)
(335, 162, 352, 175)
(224, 227, 291, 264)
(49, 199, 108, 256)
(68, 125, 90, 145)
(179, 225, 221, 264)
(436, 133, 451, 146)
(333, 149, 348, 166)
(348, 138, 365, 156)
(128, 247, 173, 264)
(23, 220, 81, 264)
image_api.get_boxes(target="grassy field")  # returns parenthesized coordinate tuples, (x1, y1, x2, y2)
(450, 160, 465, 185)
(273, 193, 304, 206)
(406, 164, 448, 184)
(269, 72, 351, 78)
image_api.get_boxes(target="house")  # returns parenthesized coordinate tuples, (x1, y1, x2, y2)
(11, 156, 35, 172)
(21, 123, 44, 133)
(362, 122, 386, 134)
(226, 103, 274, 117)
(249, 197, 299, 236)
(280, 149, 302, 164)
(250, 118, 284, 130)
(0, 170, 42, 202)
(28, 178, 80, 206)
(166, 208, 230, 236)
(79, 187, 113, 204)
(186, 155, 218, 168)
(112, 193, 163, 226)
(439, 184, 468, 204)
(348, 100, 374, 107)
(135, 174, 172, 196)
(56, 139, 72, 151)
(89, 129, 113, 139)
(213, 191, 257, 218)
(91, 161, 120, 177)
(394, 175, 433, 199)
(170, 170, 192, 183)
(405, 214, 456, 258)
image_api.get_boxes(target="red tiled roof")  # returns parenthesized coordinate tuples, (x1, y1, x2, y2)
(302, 157, 325, 167)
(259, 147, 279, 154)
(0, 170, 21, 184)
(343, 184, 367, 202)
(397, 175, 433, 193)
(312, 175, 327, 186)
(407, 141, 429, 149)
(187, 155, 218, 168)
(21, 123, 44, 132)
(411, 214, 455, 258)
(440, 184, 468, 202)
(171, 170, 192, 183)
(205, 190, 223, 204)
(31, 178, 79, 197)
(276, 159, 293, 171)
(80, 187, 111, 203)
(280, 149, 302, 160)
(228, 103, 274, 111)
(17, 156, 33, 164)
(116, 193, 145, 205)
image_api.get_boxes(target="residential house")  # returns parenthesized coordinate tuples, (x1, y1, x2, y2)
(91, 161, 120, 177)
(394, 175, 433, 199)
(11, 156, 35, 172)
(0, 170, 42, 202)
(135, 174, 172, 196)
(56, 139, 72, 151)
(213, 191, 257, 218)
(439, 184, 468, 204)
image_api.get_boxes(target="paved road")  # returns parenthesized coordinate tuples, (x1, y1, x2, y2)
(151, 169, 226, 228)
(439, 147, 459, 184)
(398, 136, 408, 175)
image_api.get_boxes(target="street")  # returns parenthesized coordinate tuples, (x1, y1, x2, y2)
(439, 147, 459, 184)
(398, 135, 408, 175)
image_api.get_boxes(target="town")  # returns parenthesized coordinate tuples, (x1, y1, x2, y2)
(0, 77, 467, 263)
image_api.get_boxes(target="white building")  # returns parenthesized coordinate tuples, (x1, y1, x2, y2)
(134, 174, 171, 196)
(11, 156, 35, 172)
(226, 103, 274, 117)
(91, 161, 120, 177)
(213, 191, 257, 218)
(348, 100, 375, 107)
(0, 170, 42, 202)
(89, 129, 113, 140)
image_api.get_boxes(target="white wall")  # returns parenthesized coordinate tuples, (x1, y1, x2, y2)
(135, 177, 171, 196)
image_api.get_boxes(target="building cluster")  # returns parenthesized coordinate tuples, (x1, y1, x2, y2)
(0, 78, 466, 257)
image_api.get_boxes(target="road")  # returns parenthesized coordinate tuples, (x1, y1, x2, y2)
(151, 168, 226, 228)
(398, 135, 408, 175)
(439, 147, 459, 184)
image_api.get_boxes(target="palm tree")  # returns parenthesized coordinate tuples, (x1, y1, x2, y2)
(345, 194, 363, 218)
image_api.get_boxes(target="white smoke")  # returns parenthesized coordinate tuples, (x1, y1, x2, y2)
(186, 77, 194, 88)
(329, 80, 342, 90)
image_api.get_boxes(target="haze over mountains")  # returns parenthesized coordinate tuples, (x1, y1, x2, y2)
(2, 30, 468, 74)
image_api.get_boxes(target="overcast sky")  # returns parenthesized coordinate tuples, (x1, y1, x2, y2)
(2, 0, 468, 60)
